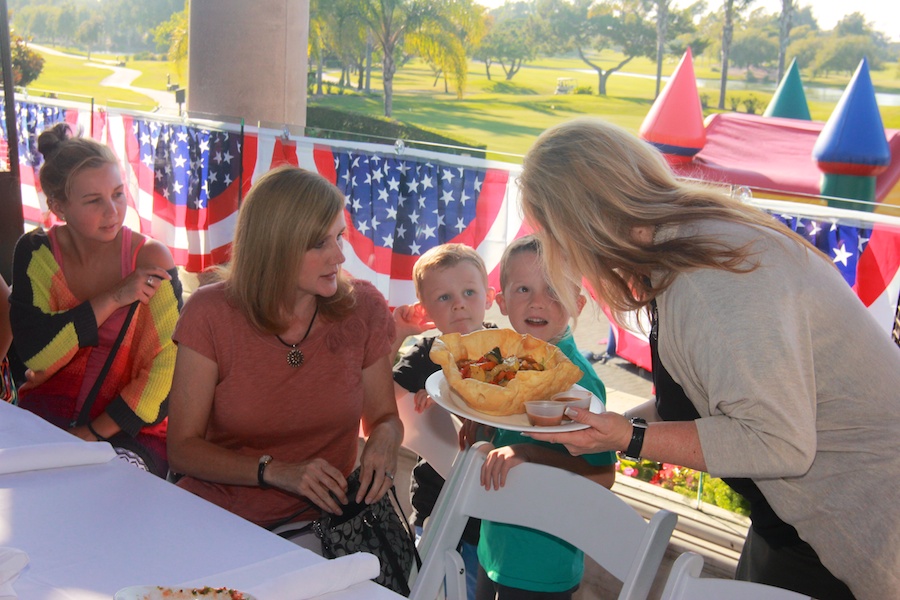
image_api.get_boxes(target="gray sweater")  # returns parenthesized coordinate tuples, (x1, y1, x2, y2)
(655, 219, 900, 600)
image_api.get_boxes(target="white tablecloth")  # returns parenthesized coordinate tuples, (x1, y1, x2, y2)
(0, 402, 402, 600)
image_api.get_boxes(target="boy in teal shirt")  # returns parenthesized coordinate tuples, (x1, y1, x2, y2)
(473, 235, 616, 599)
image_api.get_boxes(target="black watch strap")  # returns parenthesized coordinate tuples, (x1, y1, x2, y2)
(623, 418, 648, 461)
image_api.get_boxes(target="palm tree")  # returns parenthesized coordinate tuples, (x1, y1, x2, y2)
(151, 1, 189, 78)
(776, 0, 794, 81)
(359, 0, 420, 117)
(360, 0, 462, 117)
(407, 0, 487, 99)
(308, 0, 328, 96)
(651, 0, 670, 98)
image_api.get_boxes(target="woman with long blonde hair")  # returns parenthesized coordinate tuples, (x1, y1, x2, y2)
(167, 166, 403, 552)
(525, 118, 900, 600)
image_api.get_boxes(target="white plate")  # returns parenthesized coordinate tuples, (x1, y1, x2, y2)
(425, 371, 604, 433)
(115, 586, 256, 600)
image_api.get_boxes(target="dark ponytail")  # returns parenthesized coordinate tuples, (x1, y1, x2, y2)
(36, 122, 73, 162)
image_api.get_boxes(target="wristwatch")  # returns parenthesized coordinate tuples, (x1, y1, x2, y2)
(622, 418, 648, 461)
(257, 455, 273, 489)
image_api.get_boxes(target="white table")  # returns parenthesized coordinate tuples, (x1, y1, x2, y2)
(0, 402, 402, 599)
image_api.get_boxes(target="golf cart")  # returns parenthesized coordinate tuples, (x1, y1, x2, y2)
(555, 77, 577, 94)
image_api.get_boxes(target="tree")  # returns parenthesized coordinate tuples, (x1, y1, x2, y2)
(776, 0, 794, 81)
(358, 0, 452, 117)
(649, 0, 670, 98)
(13, 0, 182, 52)
(814, 35, 882, 75)
(307, 0, 330, 96)
(407, 0, 486, 98)
(55, 3, 81, 46)
(539, 0, 656, 96)
(729, 29, 777, 69)
(152, 2, 188, 75)
(646, 0, 697, 98)
(76, 15, 105, 60)
(716, 0, 752, 109)
(834, 12, 869, 37)
(2, 36, 45, 87)
(784, 27, 821, 70)
(101, 0, 183, 52)
(474, 15, 535, 81)
(14, 5, 61, 44)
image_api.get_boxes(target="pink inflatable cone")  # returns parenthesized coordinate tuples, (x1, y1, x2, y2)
(640, 48, 706, 164)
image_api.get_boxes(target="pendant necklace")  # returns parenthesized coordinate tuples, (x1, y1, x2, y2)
(275, 304, 319, 368)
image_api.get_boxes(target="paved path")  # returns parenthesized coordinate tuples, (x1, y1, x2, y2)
(30, 44, 179, 115)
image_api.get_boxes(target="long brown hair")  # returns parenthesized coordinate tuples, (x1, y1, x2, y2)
(219, 166, 355, 333)
(518, 117, 822, 325)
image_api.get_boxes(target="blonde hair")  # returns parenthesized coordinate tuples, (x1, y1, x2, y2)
(412, 243, 489, 300)
(519, 117, 819, 325)
(499, 234, 542, 292)
(220, 166, 355, 333)
(37, 122, 118, 203)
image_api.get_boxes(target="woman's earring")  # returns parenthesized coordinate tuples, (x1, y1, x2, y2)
(48, 199, 65, 221)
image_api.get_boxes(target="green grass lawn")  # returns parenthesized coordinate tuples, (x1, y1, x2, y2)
(26, 50, 158, 111)
(128, 58, 186, 91)
(23, 46, 900, 159)
(312, 55, 900, 159)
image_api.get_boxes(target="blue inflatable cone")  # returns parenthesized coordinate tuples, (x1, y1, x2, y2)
(813, 58, 890, 211)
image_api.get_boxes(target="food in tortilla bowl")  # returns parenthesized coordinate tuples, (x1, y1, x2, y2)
(429, 329, 583, 416)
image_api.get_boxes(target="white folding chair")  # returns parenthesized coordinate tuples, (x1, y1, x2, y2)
(660, 552, 813, 600)
(409, 442, 678, 600)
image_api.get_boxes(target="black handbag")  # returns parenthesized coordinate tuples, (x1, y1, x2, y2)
(273, 467, 421, 596)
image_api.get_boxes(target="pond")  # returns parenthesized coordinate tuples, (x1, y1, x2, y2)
(575, 69, 900, 107)
(695, 77, 900, 107)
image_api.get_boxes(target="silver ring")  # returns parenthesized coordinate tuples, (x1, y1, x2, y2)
(385, 471, 394, 481)
(146, 277, 154, 286)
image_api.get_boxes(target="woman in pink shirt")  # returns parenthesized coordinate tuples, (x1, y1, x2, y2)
(167, 166, 403, 545)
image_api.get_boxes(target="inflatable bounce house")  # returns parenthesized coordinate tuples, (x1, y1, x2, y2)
(609, 51, 900, 371)
(641, 52, 900, 213)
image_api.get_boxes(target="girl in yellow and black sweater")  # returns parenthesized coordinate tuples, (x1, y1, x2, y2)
(10, 123, 181, 477)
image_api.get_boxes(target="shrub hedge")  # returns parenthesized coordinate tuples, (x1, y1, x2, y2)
(306, 105, 487, 159)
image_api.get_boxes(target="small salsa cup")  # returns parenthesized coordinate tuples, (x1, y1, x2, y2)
(551, 389, 592, 412)
(524, 400, 566, 426)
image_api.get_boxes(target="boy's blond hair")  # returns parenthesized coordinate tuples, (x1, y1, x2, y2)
(412, 243, 489, 300)
(499, 235, 542, 292)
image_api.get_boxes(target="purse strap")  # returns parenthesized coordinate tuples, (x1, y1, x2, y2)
(388, 484, 422, 570)
(73, 301, 139, 427)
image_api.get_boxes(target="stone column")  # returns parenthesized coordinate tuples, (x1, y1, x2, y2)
(188, 0, 309, 128)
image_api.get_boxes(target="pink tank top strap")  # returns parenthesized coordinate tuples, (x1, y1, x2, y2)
(48, 225, 142, 278)
(48, 225, 64, 266)
(121, 226, 140, 276)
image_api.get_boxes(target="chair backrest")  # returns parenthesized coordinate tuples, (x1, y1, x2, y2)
(660, 552, 813, 600)
(410, 443, 678, 600)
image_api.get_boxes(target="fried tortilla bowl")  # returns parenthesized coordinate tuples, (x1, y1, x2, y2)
(430, 329, 583, 416)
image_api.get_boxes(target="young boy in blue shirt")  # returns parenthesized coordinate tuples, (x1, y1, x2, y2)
(472, 235, 616, 600)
